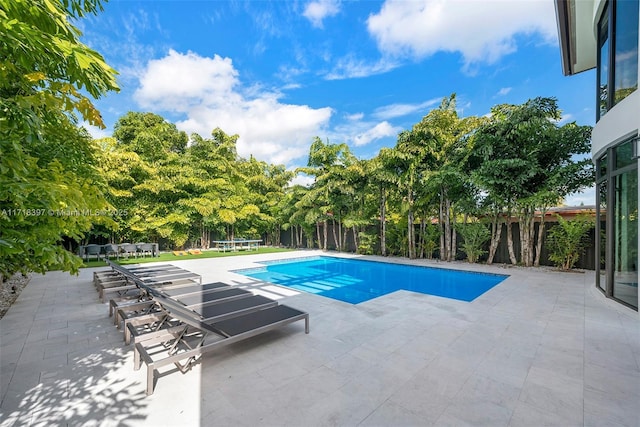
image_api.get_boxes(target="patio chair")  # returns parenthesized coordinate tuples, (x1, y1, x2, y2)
(120, 243, 138, 259)
(103, 260, 309, 395)
(84, 244, 102, 262)
(97, 263, 201, 303)
(133, 300, 309, 395)
(94, 264, 180, 286)
(113, 282, 230, 327)
(104, 244, 120, 260)
(138, 243, 155, 258)
(123, 289, 268, 344)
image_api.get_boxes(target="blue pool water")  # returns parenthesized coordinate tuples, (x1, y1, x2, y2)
(236, 256, 508, 304)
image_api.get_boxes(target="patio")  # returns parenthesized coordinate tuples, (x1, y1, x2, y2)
(1, 250, 638, 426)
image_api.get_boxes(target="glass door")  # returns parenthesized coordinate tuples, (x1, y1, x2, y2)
(612, 169, 638, 308)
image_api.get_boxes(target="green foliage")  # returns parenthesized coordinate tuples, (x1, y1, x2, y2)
(356, 232, 376, 255)
(385, 215, 409, 257)
(98, 117, 294, 249)
(419, 223, 440, 259)
(472, 97, 593, 205)
(456, 222, 490, 263)
(546, 215, 594, 270)
(470, 97, 593, 266)
(0, 0, 118, 277)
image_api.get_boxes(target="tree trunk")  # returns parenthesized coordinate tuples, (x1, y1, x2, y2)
(534, 209, 546, 267)
(380, 186, 387, 256)
(200, 224, 208, 249)
(519, 211, 526, 265)
(487, 215, 503, 265)
(323, 219, 328, 251)
(419, 217, 426, 259)
(439, 192, 445, 260)
(316, 222, 321, 249)
(450, 204, 457, 261)
(528, 213, 535, 267)
(443, 198, 452, 261)
(342, 225, 349, 252)
(352, 225, 358, 252)
(407, 187, 415, 259)
(506, 213, 518, 265)
(519, 208, 535, 267)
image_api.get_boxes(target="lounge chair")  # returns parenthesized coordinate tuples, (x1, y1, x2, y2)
(97, 264, 201, 303)
(117, 282, 231, 331)
(103, 260, 309, 395)
(134, 302, 308, 395)
(123, 287, 253, 344)
(94, 264, 180, 286)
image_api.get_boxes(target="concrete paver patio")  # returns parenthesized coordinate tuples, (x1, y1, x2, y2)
(0, 250, 638, 426)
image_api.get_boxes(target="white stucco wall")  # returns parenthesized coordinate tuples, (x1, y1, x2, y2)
(591, 91, 640, 159)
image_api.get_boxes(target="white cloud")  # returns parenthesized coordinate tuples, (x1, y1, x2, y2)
(373, 98, 441, 120)
(324, 56, 398, 80)
(353, 121, 399, 146)
(496, 87, 512, 96)
(134, 50, 332, 165)
(303, 0, 341, 28)
(330, 117, 401, 149)
(346, 112, 364, 121)
(367, 0, 557, 72)
(134, 50, 239, 112)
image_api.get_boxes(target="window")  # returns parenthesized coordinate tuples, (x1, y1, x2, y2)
(615, 139, 635, 168)
(596, 177, 607, 292)
(612, 168, 638, 307)
(597, 136, 639, 310)
(597, 3, 610, 119)
(613, 0, 639, 105)
(597, 0, 639, 121)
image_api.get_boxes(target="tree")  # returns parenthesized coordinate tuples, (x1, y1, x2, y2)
(0, 0, 119, 277)
(113, 112, 188, 160)
(373, 149, 402, 256)
(411, 94, 483, 261)
(297, 137, 354, 251)
(471, 97, 593, 267)
(103, 113, 195, 247)
(383, 132, 424, 259)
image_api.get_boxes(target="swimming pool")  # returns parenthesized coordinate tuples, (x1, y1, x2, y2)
(235, 256, 508, 304)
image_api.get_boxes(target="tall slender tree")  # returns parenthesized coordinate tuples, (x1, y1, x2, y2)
(411, 94, 483, 261)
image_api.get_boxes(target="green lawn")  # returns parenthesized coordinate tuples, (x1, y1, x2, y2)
(81, 247, 295, 268)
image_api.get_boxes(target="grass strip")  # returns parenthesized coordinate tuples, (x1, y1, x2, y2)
(81, 247, 294, 268)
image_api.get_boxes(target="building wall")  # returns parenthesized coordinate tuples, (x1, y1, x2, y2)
(591, 91, 639, 158)
(590, 0, 639, 311)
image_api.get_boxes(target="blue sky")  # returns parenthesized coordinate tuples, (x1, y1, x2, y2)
(80, 0, 596, 203)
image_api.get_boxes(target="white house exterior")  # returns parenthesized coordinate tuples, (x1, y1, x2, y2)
(556, 0, 639, 311)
